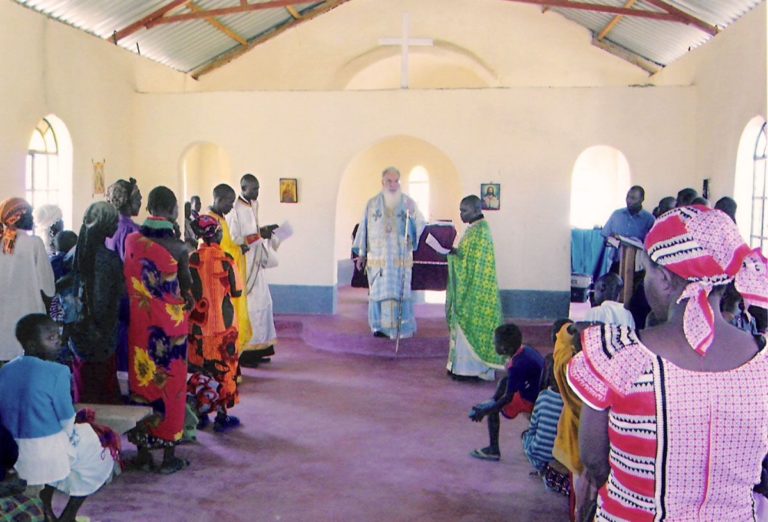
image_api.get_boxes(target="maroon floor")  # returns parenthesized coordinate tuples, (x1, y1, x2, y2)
(73, 289, 569, 521)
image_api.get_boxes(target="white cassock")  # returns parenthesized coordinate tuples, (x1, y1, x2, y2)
(227, 196, 280, 355)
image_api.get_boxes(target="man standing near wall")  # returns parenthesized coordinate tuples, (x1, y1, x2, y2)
(228, 174, 281, 367)
(601, 185, 654, 270)
(353, 167, 426, 340)
(446, 195, 504, 381)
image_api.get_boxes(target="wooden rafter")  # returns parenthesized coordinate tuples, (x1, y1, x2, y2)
(286, 5, 303, 19)
(146, 0, 320, 28)
(644, 0, 718, 36)
(504, 0, 681, 21)
(191, 0, 349, 79)
(597, 0, 637, 41)
(113, 0, 188, 42)
(187, 1, 248, 46)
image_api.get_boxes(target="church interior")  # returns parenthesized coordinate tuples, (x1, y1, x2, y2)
(0, 0, 766, 520)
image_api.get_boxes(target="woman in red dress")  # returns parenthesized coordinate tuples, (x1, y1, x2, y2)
(124, 186, 193, 474)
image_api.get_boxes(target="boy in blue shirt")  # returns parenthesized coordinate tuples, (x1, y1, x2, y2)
(0, 314, 114, 522)
(469, 323, 545, 461)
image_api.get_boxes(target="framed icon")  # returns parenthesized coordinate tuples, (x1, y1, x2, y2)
(280, 178, 298, 203)
(480, 183, 500, 210)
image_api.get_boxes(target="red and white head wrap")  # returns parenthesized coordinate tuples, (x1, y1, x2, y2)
(0, 197, 31, 255)
(645, 205, 768, 356)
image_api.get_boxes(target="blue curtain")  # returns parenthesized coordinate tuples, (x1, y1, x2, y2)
(571, 228, 610, 279)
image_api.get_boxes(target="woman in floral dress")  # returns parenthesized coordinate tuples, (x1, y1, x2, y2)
(186, 214, 242, 432)
(124, 186, 193, 474)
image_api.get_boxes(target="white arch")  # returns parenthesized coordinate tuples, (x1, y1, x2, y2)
(334, 135, 462, 291)
(569, 145, 631, 229)
(179, 142, 233, 206)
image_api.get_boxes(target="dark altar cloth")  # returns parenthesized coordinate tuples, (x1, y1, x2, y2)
(351, 221, 457, 291)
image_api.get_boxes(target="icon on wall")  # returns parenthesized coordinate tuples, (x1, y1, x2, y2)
(480, 183, 500, 210)
(280, 178, 298, 203)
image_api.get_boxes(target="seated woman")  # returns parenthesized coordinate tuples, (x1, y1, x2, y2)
(0, 314, 115, 522)
(568, 205, 768, 521)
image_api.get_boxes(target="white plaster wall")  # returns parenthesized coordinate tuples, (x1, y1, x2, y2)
(0, 1, 189, 228)
(132, 87, 696, 293)
(654, 2, 767, 201)
(194, 0, 650, 90)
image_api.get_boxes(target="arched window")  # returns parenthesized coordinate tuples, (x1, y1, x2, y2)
(749, 122, 768, 252)
(407, 165, 430, 220)
(26, 116, 72, 226)
(26, 118, 59, 208)
(570, 146, 631, 228)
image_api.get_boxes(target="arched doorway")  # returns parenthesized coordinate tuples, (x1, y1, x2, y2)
(180, 142, 233, 207)
(569, 145, 632, 305)
(334, 136, 462, 308)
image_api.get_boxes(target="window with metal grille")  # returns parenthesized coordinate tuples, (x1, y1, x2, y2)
(749, 122, 768, 252)
(26, 118, 60, 209)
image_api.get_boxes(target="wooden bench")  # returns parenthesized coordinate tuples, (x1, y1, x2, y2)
(75, 403, 154, 435)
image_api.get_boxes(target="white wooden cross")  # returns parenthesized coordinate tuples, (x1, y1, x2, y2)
(378, 13, 433, 89)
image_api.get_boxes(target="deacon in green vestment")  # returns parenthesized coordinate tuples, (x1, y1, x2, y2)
(446, 195, 504, 380)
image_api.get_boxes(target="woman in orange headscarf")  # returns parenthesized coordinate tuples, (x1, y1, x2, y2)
(0, 198, 55, 364)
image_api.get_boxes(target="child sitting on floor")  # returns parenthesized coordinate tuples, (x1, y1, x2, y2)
(521, 353, 564, 472)
(584, 273, 635, 328)
(0, 314, 115, 522)
(468, 323, 545, 461)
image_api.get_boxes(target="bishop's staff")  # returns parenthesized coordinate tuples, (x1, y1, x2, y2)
(395, 208, 411, 354)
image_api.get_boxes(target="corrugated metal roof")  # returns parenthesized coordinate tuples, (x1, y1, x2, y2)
(12, 0, 766, 75)
(15, 0, 327, 73)
(551, 0, 763, 67)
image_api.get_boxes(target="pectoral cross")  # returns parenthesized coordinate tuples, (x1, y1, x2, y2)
(378, 13, 433, 89)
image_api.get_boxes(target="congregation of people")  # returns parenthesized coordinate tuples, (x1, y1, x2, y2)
(431, 183, 768, 521)
(3, 160, 768, 522)
(0, 174, 283, 521)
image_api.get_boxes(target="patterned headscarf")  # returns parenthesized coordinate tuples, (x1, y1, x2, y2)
(106, 178, 138, 212)
(645, 205, 768, 355)
(191, 214, 221, 243)
(0, 197, 31, 254)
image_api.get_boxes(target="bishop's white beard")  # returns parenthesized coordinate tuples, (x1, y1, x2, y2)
(383, 189, 402, 210)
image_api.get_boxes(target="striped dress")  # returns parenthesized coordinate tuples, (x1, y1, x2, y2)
(522, 388, 564, 471)
(567, 324, 768, 521)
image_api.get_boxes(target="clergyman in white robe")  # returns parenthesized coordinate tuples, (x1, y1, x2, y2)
(227, 195, 280, 360)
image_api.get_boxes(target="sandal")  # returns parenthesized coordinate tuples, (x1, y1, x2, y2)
(157, 457, 190, 475)
(470, 448, 500, 461)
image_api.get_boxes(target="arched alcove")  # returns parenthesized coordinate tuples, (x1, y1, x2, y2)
(179, 142, 233, 207)
(569, 145, 631, 229)
(336, 42, 498, 90)
(334, 136, 462, 289)
(734, 115, 767, 242)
